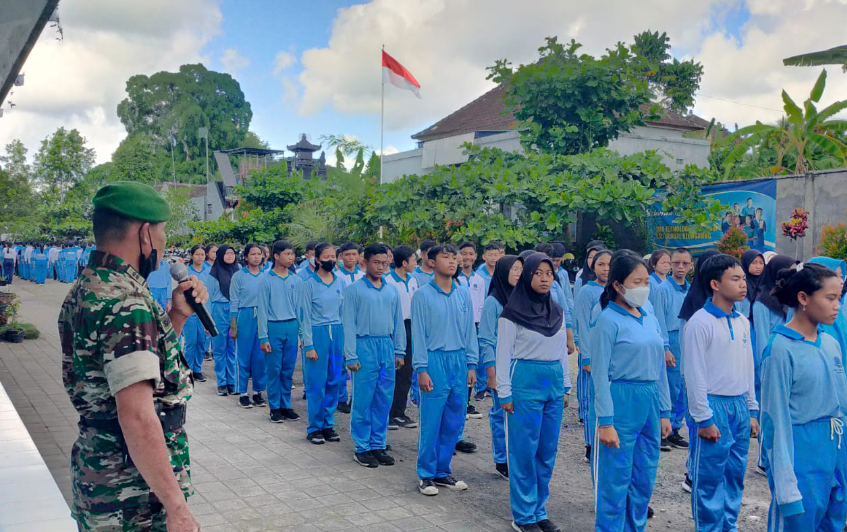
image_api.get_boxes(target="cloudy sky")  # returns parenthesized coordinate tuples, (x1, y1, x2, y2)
(3, 0, 847, 165)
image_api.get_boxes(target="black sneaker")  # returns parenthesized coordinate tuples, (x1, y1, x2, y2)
(390, 415, 418, 429)
(388, 418, 400, 430)
(280, 408, 300, 420)
(434, 476, 468, 490)
(660, 438, 672, 452)
(227, 385, 235, 395)
(239, 395, 253, 409)
(537, 519, 562, 532)
(253, 393, 266, 407)
(455, 439, 477, 453)
(400, 415, 418, 428)
(193, 372, 206, 382)
(647, 506, 654, 519)
(495, 462, 509, 479)
(216, 385, 228, 396)
(372, 449, 395, 466)
(307, 431, 325, 445)
(418, 478, 438, 496)
(682, 474, 692, 493)
(511, 523, 541, 532)
(336, 401, 351, 414)
(204, 351, 213, 361)
(474, 390, 490, 401)
(354, 451, 379, 468)
(269, 409, 284, 423)
(667, 431, 688, 449)
(466, 404, 483, 419)
(322, 428, 340, 442)
(584, 445, 591, 463)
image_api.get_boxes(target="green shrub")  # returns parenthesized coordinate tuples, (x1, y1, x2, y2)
(818, 223, 847, 260)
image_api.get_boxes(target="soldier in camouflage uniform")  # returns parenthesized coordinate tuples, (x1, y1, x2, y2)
(60, 182, 208, 532)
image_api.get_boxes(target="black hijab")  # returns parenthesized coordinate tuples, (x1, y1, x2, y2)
(209, 244, 240, 300)
(488, 255, 522, 307)
(500, 253, 564, 337)
(740, 249, 764, 304)
(753, 254, 797, 318)
(582, 244, 607, 283)
(678, 251, 721, 321)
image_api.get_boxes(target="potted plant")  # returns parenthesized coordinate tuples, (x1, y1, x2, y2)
(781, 208, 809, 259)
(0, 293, 19, 326)
(717, 226, 749, 259)
(4, 325, 24, 343)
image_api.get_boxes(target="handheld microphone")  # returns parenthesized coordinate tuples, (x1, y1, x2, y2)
(169, 261, 218, 337)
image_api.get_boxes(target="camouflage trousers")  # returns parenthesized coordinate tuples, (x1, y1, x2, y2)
(74, 501, 166, 532)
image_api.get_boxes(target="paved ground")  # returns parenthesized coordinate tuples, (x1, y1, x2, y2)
(0, 278, 774, 531)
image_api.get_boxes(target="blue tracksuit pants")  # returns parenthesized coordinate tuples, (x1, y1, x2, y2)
(3, 260, 13, 284)
(304, 324, 344, 434)
(265, 319, 299, 410)
(690, 395, 750, 532)
(594, 381, 662, 532)
(490, 390, 507, 465)
(667, 331, 687, 431)
(507, 360, 565, 525)
(766, 417, 847, 532)
(34, 259, 48, 284)
(350, 336, 395, 454)
(416, 349, 467, 480)
(236, 307, 265, 394)
(211, 302, 236, 387)
(339, 365, 350, 404)
(183, 314, 207, 373)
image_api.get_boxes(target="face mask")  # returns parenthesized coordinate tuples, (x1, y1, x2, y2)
(308, 256, 316, 267)
(619, 285, 649, 308)
(137, 226, 158, 279)
(320, 260, 336, 272)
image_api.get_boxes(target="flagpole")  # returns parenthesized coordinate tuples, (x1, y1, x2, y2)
(380, 44, 385, 185)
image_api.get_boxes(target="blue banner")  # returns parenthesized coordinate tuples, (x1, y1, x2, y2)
(649, 179, 777, 254)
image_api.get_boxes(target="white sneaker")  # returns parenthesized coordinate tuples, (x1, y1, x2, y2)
(418, 479, 438, 496)
(681, 475, 692, 493)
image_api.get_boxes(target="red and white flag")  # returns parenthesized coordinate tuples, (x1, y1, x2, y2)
(382, 50, 421, 98)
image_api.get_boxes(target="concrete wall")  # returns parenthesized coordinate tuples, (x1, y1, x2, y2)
(774, 169, 847, 259)
(382, 127, 710, 183)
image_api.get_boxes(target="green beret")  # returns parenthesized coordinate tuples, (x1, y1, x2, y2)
(92, 181, 171, 223)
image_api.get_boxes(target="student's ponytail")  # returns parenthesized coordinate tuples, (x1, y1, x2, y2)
(772, 262, 837, 308)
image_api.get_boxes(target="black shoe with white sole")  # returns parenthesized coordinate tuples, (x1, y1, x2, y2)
(660, 438, 672, 452)
(455, 440, 477, 454)
(372, 449, 395, 466)
(322, 428, 341, 442)
(354, 451, 379, 468)
(466, 404, 483, 419)
(682, 474, 692, 493)
(307, 431, 325, 445)
(269, 409, 284, 423)
(280, 408, 300, 420)
(193, 372, 206, 382)
(418, 478, 438, 496)
(336, 401, 351, 414)
(495, 462, 509, 479)
(387, 418, 399, 430)
(227, 384, 235, 395)
(667, 431, 688, 448)
(647, 506, 654, 519)
(584, 445, 591, 463)
(511, 522, 541, 532)
(252, 393, 266, 407)
(536, 519, 562, 532)
(433, 476, 468, 490)
(216, 386, 228, 396)
(390, 415, 418, 429)
(239, 395, 253, 409)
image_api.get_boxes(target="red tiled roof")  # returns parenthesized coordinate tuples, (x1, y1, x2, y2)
(412, 84, 711, 141)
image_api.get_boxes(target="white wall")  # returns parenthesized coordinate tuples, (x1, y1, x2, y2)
(610, 126, 710, 171)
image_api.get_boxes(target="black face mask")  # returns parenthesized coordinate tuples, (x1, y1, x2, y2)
(138, 226, 158, 279)
(320, 260, 336, 272)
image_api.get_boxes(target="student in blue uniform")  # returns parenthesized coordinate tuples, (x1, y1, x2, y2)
(647, 249, 671, 299)
(343, 243, 406, 468)
(808, 256, 847, 364)
(551, 243, 575, 311)
(478, 255, 523, 479)
(413, 244, 479, 496)
(572, 240, 604, 301)
(259, 240, 303, 423)
(497, 254, 569, 532)
(204, 244, 217, 271)
(410, 239, 437, 287)
(386, 245, 420, 430)
(298, 242, 345, 445)
(207, 244, 239, 396)
(298, 240, 318, 270)
(752, 255, 797, 400)
(592, 251, 672, 532)
(183, 245, 209, 382)
(653, 247, 693, 450)
(684, 254, 759, 532)
(739, 249, 765, 319)
(336, 241, 364, 287)
(475, 242, 503, 291)
(458, 241, 489, 403)
(147, 258, 172, 311)
(230, 243, 268, 408)
(32, 246, 48, 284)
(761, 262, 847, 532)
(574, 249, 611, 462)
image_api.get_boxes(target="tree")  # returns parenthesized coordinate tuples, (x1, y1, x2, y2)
(1, 139, 31, 184)
(0, 140, 35, 234)
(161, 186, 200, 238)
(116, 64, 253, 179)
(33, 127, 96, 203)
(487, 31, 702, 156)
(240, 131, 269, 150)
(111, 134, 162, 184)
(717, 69, 847, 176)
(784, 45, 847, 72)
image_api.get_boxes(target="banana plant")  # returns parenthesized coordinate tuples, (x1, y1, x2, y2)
(716, 69, 847, 176)
(784, 45, 847, 72)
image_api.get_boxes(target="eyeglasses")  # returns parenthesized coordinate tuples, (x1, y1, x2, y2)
(672, 261, 692, 267)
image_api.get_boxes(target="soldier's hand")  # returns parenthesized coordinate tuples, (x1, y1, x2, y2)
(170, 276, 209, 320)
(166, 504, 200, 532)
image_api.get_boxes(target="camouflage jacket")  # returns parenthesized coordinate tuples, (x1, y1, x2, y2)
(59, 251, 193, 512)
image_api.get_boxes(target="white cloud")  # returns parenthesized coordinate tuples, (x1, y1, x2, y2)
(376, 145, 398, 156)
(295, 0, 847, 139)
(220, 48, 250, 73)
(0, 0, 223, 164)
(273, 51, 297, 75)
